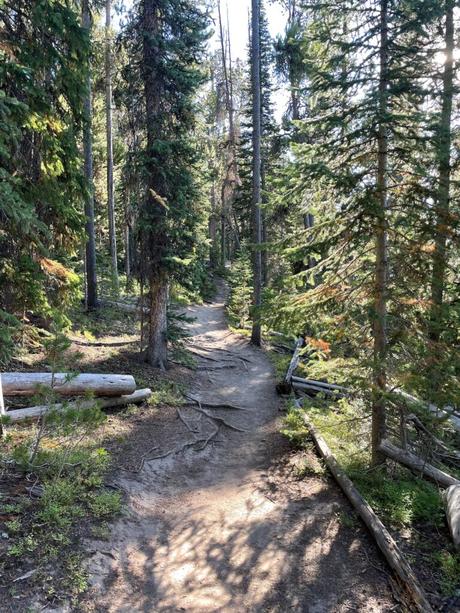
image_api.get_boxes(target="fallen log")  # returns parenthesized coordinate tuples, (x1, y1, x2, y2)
(292, 382, 343, 397)
(6, 388, 152, 422)
(291, 376, 349, 393)
(68, 337, 138, 348)
(300, 409, 433, 613)
(445, 485, 460, 551)
(2, 373, 136, 397)
(378, 439, 460, 489)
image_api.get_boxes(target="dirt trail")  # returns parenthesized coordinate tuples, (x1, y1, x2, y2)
(84, 283, 395, 612)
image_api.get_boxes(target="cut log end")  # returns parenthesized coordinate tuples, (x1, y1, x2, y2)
(445, 485, 460, 551)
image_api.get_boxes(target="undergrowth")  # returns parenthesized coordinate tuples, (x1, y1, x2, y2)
(0, 430, 121, 605)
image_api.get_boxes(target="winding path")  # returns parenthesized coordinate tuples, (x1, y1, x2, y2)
(84, 283, 394, 612)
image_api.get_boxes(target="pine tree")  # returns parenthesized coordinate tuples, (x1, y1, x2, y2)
(262, 0, 449, 464)
(127, 0, 208, 367)
(105, 0, 119, 294)
(250, 0, 262, 346)
(429, 1, 455, 346)
(82, 0, 98, 309)
(0, 0, 90, 355)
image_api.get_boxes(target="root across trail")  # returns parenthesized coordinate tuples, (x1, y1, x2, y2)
(82, 281, 394, 612)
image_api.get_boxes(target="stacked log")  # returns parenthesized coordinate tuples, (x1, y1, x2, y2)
(0, 372, 151, 422)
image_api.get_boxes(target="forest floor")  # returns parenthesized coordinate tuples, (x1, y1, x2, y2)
(73, 280, 396, 613)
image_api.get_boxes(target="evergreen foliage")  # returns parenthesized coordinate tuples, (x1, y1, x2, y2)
(0, 1, 89, 353)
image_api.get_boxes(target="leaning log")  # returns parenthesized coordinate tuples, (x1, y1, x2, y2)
(379, 439, 460, 489)
(284, 337, 304, 385)
(445, 485, 460, 551)
(395, 389, 460, 433)
(300, 410, 433, 613)
(2, 373, 136, 397)
(5, 388, 152, 422)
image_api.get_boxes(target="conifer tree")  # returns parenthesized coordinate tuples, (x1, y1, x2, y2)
(82, 0, 98, 309)
(429, 0, 455, 347)
(136, 0, 208, 367)
(0, 0, 90, 351)
(105, 0, 119, 294)
(262, 0, 450, 464)
(250, 0, 262, 346)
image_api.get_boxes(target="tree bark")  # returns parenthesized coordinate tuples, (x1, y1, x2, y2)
(105, 0, 119, 294)
(220, 213, 226, 267)
(250, 0, 262, 346)
(142, 0, 168, 367)
(429, 1, 454, 347)
(372, 0, 389, 466)
(209, 183, 218, 267)
(124, 221, 131, 289)
(82, 0, 98, 309)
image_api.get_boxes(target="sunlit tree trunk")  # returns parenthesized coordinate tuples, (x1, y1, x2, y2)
(430, 1, 454, 348)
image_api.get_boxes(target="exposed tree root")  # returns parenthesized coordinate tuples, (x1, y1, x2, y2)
(185, 393, 249, 411)
(190, 403, 247, 432)
(177, 407, 198, 433)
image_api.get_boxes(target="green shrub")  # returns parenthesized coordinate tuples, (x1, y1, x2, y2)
(86, 490, 121, 518)
(435, 551, 460, 595)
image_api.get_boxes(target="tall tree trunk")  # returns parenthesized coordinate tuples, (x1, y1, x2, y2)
(217, 0, 234, 138)
(105, 0, 119, 294)
(371, 0, 389, 466)
(430, 1, 454, 347)
(220, 213, 226, 267)
(261, 164, 268, 286)
(147, 274, 168, 369)
(82, 0, 98, 309)
(251, 0, 262, 346)
(217, 0, 239, 268)
(209, 182, 218, 266)
(124, 186, 132, 293)
(142, 0, 168, 369)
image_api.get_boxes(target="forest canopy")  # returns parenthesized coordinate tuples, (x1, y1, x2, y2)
(0, 0, 459, 466)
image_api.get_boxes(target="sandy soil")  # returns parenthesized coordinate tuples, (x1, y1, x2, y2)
(81, 283, 396, 613)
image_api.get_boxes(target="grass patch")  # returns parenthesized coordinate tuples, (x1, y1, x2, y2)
(0, 422, 121, 606)
(353, 470, 444, 528)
